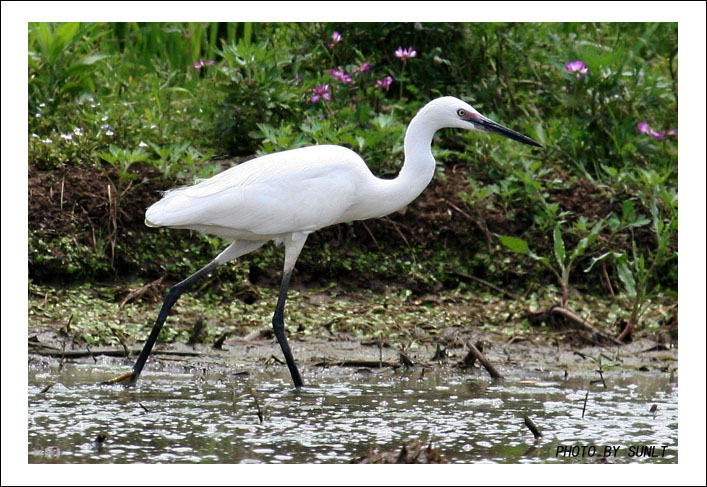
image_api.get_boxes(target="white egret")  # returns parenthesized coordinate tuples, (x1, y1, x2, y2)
(103, 96, 541, 388)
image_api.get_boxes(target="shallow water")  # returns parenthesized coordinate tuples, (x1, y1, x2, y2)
(28, 363, 677, 464)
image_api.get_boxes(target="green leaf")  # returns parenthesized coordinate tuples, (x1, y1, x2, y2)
(616, 261, 637, 296)
(601, 164, 618, 178)
(528, 251, 550, 265)
(51, 22, 80, 62)
(497, 235, 529, 255)
(165, 86, 195, 97)
(534, 122, 546, 145)
(573, 237, 590, 258)
(98, 151, 117, 165)
(621, 199, 635, 220)
(628, 216, 651, 228)
(553, 225, 566, 268)
(55, 22, 80, 48)
(584, 251, 623, 273)
(28, 53, 40, 71)
(34, 23, 52, 61)
(590, 219, 604, 236)
(607, 213, 621, 231)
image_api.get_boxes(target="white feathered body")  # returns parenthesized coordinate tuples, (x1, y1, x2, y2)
(145, 144, 424, 242)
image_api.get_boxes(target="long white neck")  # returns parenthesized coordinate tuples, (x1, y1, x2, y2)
(398, 110, 438, 196)
(359, 110, 438, 219)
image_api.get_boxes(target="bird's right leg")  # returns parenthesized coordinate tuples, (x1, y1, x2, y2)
(101, 240, 264, 386)
(272, 234, 308, 389)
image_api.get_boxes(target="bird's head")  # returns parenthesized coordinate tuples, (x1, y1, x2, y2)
(419, 96, 542, 147)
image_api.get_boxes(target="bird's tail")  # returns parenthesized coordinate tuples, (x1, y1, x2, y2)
(145, 188, 196, 228)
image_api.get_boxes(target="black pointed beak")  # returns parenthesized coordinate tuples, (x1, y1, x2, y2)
(468, 115, 542, 148)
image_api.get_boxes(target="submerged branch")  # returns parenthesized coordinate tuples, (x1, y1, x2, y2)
(465, 340, 504, 380)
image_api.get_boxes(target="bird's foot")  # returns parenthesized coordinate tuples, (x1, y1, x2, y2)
(100, 370, 137, 386)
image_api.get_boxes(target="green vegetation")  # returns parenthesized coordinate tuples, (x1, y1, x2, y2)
(27, 281, 677, 349)
(28, 22, 677, 341)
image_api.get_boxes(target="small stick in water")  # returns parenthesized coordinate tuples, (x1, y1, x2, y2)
(523, 416, 543, 440)
(597, 370, 607, 389)
(86, 345, 97, 363)
(231, 385, 238, 416)
(466, 341, 503, 380)
(398, 351, 414, 368)
(246, 387, 264, 424)
(213, 331, 231, 350)
(378, 338, 383, 369)
(58, 340, 66, 372)
(462, 340, 484, 368)
(187, 317, 206, 346)
(62, 314, 73, 336)
(431, 343, 448, 361)
(581, 391, 589, 418)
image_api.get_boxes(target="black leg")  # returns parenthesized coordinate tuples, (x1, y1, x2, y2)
(101, 260, 219, 385)
(272, 270, 303, 388)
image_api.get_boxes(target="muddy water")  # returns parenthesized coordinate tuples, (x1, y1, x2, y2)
(28, 364, 677, 464)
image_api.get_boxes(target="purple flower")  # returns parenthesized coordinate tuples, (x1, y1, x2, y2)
(330, 69, 352, 83)
(194, 59, 215, 70)
(376, 75, 394, 91)
(353, 62, 371, 75)
(394, 46, 417, 62)
(637, 121, 650, 134)
(310, 84, 331, 103)
(637, 121, 676, 141)
(565, 60, 589, 79)
(327, 31, 342, 49)
(313, 84, 330, 95)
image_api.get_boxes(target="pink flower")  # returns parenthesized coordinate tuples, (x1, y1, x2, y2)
(327, 31, 342, 49)
(330, 69, 352, 83)
(565, 60, 589, 80)
(310, 84, 331, 103)
(194, 59, 215, 70)
(394, 46, 417, 62)
(637, 121, 676, 141)
(637, 121, 651, 134)
(353, 62, 371, 75)
(376, 75, 393, 91)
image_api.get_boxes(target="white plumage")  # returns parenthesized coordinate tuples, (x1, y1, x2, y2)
(145, 145, 366, 241)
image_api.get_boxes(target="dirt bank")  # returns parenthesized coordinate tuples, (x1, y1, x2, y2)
(28, 161, 617, 291)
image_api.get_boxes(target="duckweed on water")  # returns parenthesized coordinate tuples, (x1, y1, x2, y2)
(28, 281, 676, 350)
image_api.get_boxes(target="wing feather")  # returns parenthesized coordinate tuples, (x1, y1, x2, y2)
(146, 145, 368, 238)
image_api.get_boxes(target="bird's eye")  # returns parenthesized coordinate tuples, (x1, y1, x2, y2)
(457, 109, 466, 118)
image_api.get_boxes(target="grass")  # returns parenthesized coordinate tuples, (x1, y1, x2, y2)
(28, 279, 676, 351)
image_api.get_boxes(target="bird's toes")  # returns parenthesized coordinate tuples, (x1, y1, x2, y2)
(100, 370, 136, 386)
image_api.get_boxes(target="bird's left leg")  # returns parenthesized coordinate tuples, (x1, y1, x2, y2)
(272, 233, 309, 389)
(101, 240, 264, 386)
